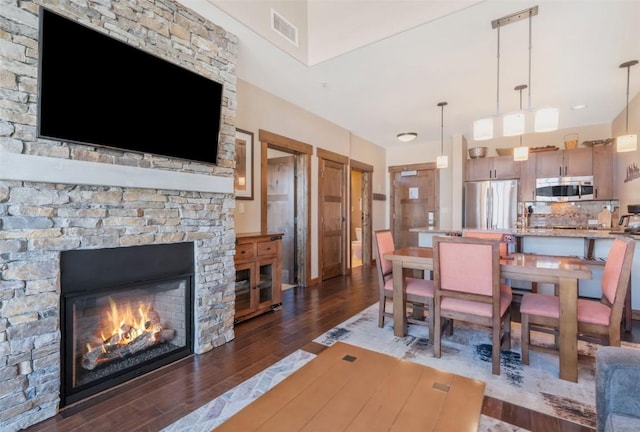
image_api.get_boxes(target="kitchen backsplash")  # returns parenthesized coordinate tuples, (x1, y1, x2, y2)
(523, 200, 621, 229)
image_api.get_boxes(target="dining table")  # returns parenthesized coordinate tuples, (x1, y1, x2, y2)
(383, 246, 593, 382)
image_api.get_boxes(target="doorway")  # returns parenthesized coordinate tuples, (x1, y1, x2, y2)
(260, 130, 312, 288)
(389, 163, 439, 248)
(350, 159, 373, 269)
(267, 150, 296, 287)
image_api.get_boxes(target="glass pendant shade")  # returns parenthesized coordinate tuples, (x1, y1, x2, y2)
(513, 146, 529, 161)
(436, 155, 448, 169)
(534, 107, 559, 132)
(473, 118, 494, 141)
(617, 134, 637, 152)
(503, 112, 525, 136)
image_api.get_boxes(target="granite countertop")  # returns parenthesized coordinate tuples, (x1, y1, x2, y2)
(410, 226, 639, 240)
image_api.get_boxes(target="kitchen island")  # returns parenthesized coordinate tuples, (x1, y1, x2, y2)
(411, 227, 640, 315)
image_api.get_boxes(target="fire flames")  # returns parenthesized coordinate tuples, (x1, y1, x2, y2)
(82, 298, 168, 370)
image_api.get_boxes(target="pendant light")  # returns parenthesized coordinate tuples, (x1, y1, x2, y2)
(436, 102, 448, 169)
(616, 60, 638, 152)
(530, 7, 559, 133)
(473, 25, 501, 141)
(513, 84, 529, 161)
(474, 6, 559, 140)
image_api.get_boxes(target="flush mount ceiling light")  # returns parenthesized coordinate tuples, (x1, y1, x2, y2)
(436, 102, 448, 169)
(397, 132, 417, 142)
(616, 59, 638, 152)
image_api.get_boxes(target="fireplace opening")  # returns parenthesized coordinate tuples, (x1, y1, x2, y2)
(60, 242, 194, 407)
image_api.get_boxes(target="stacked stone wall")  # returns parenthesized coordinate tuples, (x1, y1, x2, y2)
(0, 1, 238, 430)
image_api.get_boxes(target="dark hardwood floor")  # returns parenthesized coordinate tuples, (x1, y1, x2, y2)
(26, 264, 639, 432)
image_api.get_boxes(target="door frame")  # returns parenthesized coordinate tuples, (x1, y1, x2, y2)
(349, 159, 374, 269)
(317, 147, 348, 280)
(259, 129, 312, 288)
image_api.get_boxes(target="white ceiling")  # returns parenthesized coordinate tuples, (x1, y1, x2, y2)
(178, 0, 640, 150)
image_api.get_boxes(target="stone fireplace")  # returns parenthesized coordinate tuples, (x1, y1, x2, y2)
(0, 1, 238, 430)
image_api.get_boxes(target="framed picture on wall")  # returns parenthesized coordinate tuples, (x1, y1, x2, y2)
(235, 128, 254, 200)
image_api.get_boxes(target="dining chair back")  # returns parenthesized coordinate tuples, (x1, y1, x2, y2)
(374, 230, 434, 335)
(520, 236, 636, 366)
(432, 235, 512, 375)
(462, 231, 508, 258)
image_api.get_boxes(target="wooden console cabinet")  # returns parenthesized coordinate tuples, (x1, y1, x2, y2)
(234, 232, 283, 323)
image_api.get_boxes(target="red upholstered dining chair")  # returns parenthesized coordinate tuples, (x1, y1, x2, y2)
(432, 235, 512, 375)
(462, 231, 509, 258)
(520, 236, 636, 366)
(374, 230, 434, 336)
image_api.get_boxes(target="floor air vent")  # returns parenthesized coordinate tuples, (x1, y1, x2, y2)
(271, 9, 298, 47)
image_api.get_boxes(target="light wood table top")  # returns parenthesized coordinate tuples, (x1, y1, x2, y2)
(214, 342, 485, 432)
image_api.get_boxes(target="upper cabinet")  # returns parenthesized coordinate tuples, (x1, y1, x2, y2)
(466, 155, 521, 181)
(519, 153, 537, 202)
(535, 148, 592, 178)
(592, 143, 615, 199)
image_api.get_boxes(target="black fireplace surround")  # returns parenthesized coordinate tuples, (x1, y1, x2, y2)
(60, 242, 194, 406)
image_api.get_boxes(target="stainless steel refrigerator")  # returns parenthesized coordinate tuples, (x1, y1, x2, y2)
(463, 179, 518, 229)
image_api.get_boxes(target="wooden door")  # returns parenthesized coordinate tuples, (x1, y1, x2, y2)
(390, 164, 438, 248)
(319, 153, 347, 281)
(267, 155, 296, 285)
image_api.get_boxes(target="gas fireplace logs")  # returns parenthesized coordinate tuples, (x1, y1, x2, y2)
(82, 308, 175, 370)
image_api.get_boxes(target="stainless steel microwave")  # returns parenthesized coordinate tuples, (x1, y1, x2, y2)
(535, 176, 595, 202)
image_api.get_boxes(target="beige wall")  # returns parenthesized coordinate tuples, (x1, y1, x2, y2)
(613, 93, 640, 212)
(234, 79, 386, 279)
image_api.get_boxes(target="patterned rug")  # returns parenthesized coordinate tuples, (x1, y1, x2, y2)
(313, 303, 640, 430)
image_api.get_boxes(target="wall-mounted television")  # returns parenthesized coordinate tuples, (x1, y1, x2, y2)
(37, 7, 224, 165)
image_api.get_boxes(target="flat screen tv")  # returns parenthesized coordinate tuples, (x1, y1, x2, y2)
(37, 7, 224, 165)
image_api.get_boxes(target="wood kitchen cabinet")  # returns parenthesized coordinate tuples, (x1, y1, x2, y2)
(535, 148, 592, 178)
(466, 155, 520, 181)
(592, 143, 615, 199)
(518, 153, 537, 202)
(234, 232, 283, 323)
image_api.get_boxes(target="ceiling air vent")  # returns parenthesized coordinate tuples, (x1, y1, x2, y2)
(271, 9, 298, 47)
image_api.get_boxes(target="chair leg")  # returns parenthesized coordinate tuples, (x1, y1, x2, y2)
(521, 313, 530, 365)
(412, 303, 424, 320)
(503, 312, 511, 350)
(492, 324, 501, 375)
(434, 306, 442, 358)
(427, 298, 434, 342)
(378, 297, 385, 328)
(446, 319, 454, 336)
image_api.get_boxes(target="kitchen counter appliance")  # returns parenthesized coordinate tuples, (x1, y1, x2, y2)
(619, 204, 640, 233)
(535, 176, 594, 202)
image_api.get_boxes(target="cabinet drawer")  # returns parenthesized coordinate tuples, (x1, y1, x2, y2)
(235, 243, 256, 261)
(257, 240, 278, 257)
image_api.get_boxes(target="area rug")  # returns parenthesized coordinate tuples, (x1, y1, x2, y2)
(313, 303, 640, 430)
